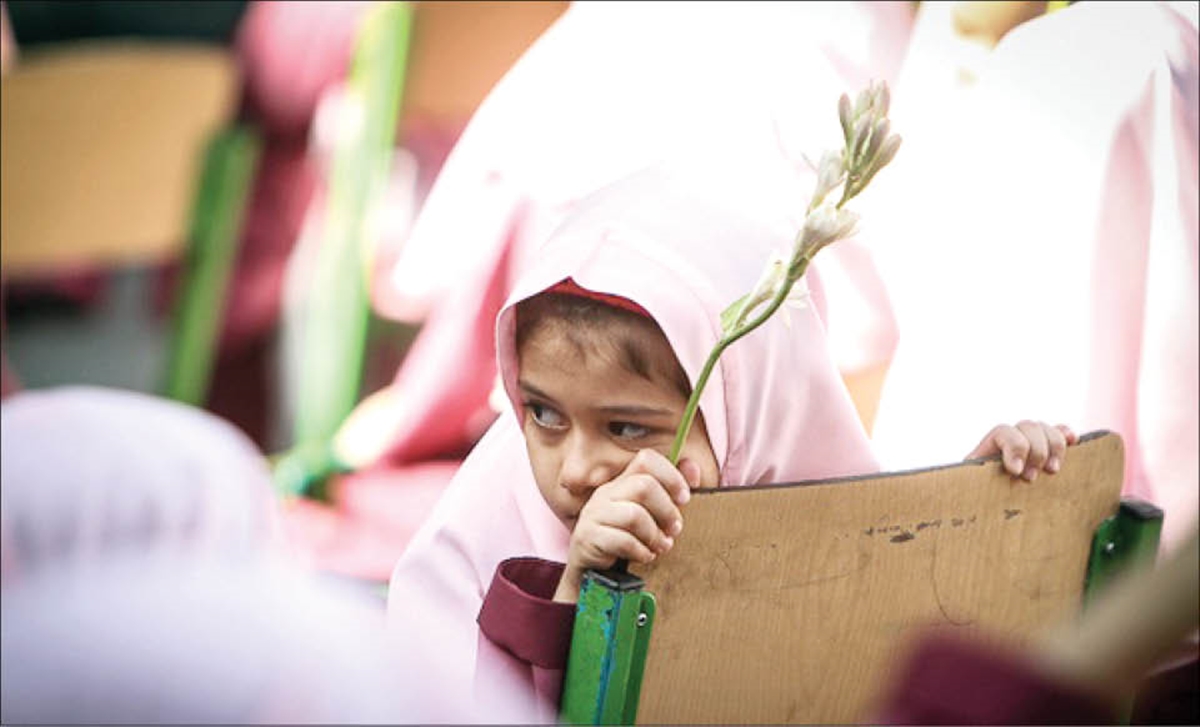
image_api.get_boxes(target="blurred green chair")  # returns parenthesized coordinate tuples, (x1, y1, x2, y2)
(0, 40, 260, 406)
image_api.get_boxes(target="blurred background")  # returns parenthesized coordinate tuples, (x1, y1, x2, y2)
(1, 1, 1197, 720)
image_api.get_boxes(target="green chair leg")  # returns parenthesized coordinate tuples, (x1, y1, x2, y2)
(162, 125, 260, 406)
(1084, 498, 1164, 607)
(1084, 497, 1165, 724)
(281, 1, 413, 499)
(560, 568, 657, 725)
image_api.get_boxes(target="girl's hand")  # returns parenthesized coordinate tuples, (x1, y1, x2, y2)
(554, 449, 696, 603)
(966, 421, 1078, 481)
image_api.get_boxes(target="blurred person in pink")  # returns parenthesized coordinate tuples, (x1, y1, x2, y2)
(342, 2, 918, 484)
(386, 164, 1075, 722)
(862, 0, 1199, 552)
(0, 384, 468, 723)
(0, 385, 283, 580)
(0, 556, 446, 723)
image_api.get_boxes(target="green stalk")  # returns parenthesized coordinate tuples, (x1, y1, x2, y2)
(668, 253, 813, 465)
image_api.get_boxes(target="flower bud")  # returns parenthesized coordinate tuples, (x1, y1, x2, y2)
(876, 83, 890, 118)
(854, 88, 871, 119)
(797, 204, 859, 259)
(874, 134, 902, 172)
(865, 119, 890, 163)
(810, 151, 846, 209)
(851, 116, 872, 164)
(838, 94, 853, 145)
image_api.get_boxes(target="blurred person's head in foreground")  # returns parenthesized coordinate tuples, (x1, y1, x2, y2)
(0, 385, 281, 582)
(0, 386, 457, 722)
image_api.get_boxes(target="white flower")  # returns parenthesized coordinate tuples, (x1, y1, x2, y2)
(724, 248, 789, 335)
(810, 151, 846, 210)
(797, 203, 859, 259)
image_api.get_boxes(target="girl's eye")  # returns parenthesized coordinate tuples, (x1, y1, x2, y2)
(608, 421, 650, 440)
(528, 402, 567, 430)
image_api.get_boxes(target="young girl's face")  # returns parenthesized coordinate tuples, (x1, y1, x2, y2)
(516, 313, 720, 531)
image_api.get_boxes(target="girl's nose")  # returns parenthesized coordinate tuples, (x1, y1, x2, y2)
(559, 434, 618, 496)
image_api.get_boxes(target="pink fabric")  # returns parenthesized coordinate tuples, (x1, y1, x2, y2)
(370, 2, 913, 470)
(0, 556, 441, 723)
(280, 460, 458, 580)
(234, 1, 369, 140)
(0, 386, 284, 583)
(865, 1, 1198, 551)
(0, 386, 453, 722)
(386, 166, 880, 722)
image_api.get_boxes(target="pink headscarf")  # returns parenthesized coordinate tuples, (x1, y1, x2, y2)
(0, 386, 283, 581)
(386, 165, 879, 722)
(863, 1, 1198, 552)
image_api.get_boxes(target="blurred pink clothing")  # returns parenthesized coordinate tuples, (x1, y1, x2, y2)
(0, 385, 455, 722)
(0, 386, 283, 582)
(1, 556, 447, 723)
(369, 2, 914, 472)
(386, 165, 880, 722)
(864, 1, 1198, 551)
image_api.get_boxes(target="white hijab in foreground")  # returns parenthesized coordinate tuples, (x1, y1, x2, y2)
(387, 165, 879, 722)
(0, 386, 281, 579)
(0, 386, 449, 723)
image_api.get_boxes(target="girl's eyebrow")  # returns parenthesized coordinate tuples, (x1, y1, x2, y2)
(518, 380, 558, 403)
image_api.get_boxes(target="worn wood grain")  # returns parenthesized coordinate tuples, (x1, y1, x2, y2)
(633, 431, 1125, 724)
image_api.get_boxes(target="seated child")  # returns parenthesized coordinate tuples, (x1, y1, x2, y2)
(385, 165, 1075, 722)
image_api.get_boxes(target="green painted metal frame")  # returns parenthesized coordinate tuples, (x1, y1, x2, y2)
(1083, 497, 1164, 607)
(162, 125, 261, 406)
(275, 1, 414, 499)
(560, 568, 657, 726)
(560, 498, 1165, 725)
(1082, 497, 1164, 725)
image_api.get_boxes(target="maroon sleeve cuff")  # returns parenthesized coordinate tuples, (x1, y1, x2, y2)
(478, 557, 576, 670)
(876, 633, 1117, 725)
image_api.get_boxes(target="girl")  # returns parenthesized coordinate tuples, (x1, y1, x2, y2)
(386, 165, 1073, 722)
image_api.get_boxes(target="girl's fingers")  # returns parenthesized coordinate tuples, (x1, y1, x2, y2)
(677, 458, 703, 489)
(607, 473, 683, 538)
(971, 425, 1030, 477)
(968, 422, 1080, 480)
(623, 449, 691, 507)
(1045, 424, 1069, 473)
(574, 521, 659, 568)
(1015, 420, 1050, 480)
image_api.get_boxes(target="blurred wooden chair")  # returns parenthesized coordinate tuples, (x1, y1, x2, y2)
(0, 40, 259, 405)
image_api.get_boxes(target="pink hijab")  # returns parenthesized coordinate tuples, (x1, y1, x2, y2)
(864, 1, 1198, 552)
(386, 165, 879, 722)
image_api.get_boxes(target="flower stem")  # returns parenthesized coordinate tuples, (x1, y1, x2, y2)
(668, 253, 812, 466)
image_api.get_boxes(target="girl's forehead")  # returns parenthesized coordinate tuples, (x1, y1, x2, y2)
(518, 317, 688, 400)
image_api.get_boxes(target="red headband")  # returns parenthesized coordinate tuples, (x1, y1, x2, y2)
(546, 278, 652, 318)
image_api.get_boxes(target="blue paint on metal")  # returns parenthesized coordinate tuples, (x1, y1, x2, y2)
(595, 603, 617, 717)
